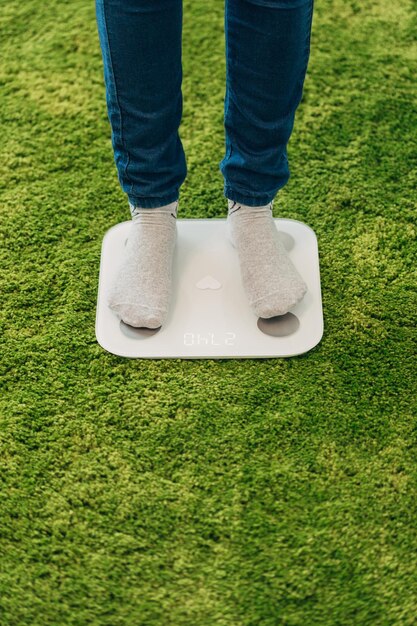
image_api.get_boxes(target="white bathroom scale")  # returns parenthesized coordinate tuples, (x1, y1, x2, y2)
(95, 218, 323, 359)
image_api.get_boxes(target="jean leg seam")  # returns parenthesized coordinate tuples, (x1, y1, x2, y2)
(101, 1, 134, 195)
(224, 0, 234, 165)
(295, 0, 315, 105)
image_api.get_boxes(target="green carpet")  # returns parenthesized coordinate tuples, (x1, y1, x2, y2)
(1, 0, 417, 623)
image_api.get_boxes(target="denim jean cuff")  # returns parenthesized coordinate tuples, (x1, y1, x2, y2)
(224, 185, 275, 207)
(127, 192, 180, 209)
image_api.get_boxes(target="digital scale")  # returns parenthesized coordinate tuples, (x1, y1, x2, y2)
(95, 218, 323, 359)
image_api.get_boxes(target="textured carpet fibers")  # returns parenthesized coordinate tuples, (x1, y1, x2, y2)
(1, 0, 417, 624)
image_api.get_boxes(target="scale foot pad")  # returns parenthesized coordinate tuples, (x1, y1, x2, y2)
(95, 218, 323, 359)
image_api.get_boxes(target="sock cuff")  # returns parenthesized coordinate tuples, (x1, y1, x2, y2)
(129, 200, 179, 220)
(227, 199, 273, 214)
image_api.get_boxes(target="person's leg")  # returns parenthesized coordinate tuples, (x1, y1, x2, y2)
(220, 0, 314, 206)
(95, 0, 185, 328)
(220, 0, 314, 317)
(95, 0, 186, 208)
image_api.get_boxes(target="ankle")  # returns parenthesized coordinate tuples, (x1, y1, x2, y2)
(227, 198, 273, 214)
(129, 200, 179, 221)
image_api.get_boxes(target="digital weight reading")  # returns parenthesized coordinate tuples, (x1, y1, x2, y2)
(183, 332, 236, 346)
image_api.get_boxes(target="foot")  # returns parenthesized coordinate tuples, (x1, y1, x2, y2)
(226, 199, 307, 318)
(107, 200, 178, 328)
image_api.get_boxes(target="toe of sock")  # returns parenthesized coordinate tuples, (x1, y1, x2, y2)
(252, 280, 308, 318)
(107, 299, 166, 329)
(123, 307, 164, 329)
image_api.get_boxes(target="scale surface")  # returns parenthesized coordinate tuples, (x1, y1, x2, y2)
(95, 218, 323, 359)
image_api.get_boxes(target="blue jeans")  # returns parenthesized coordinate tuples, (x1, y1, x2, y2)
(95, 0, 314, 208)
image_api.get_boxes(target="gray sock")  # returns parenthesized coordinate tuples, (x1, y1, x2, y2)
(107, 200, 178, 328)
(226, 199, 307, 318)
